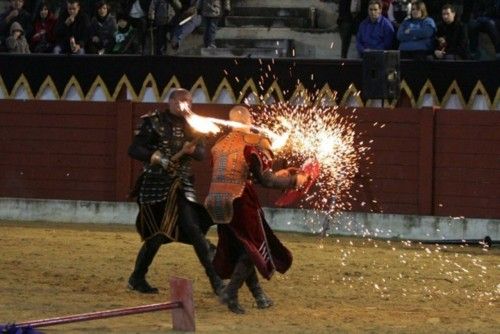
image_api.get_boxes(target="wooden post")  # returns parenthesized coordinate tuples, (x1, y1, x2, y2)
(170, 277, 196, 332)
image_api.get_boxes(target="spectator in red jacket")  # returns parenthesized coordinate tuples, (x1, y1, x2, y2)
(30, 1, 57, 53)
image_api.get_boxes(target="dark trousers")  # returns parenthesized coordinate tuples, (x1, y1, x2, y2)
(131, 195, 215, 282)
(129, 16, 147, 55)
(339, 21, 355, 58)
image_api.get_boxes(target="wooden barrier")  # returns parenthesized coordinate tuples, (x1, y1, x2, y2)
(2, 277, 195, 332)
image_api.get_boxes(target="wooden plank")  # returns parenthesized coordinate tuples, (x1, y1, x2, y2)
(371, 151, 419, 166)
(356, 123, 419, 138)
(1, 167, 114, 182)
(435, 138, 500, 154)
(0, 101, 117, 116)
(0, 140, 115, 155)
(0, 113, 116, 129)
(356, 192, 417, 204)
(436, 124, 500, 141)
(435, 167, 500, 184)
(0, 127, 116, 142)
(434, 206, 499, 219)
(368, 138, 419, 152)
(0, 153, 115, 168)
(368, 165, 419, 180)
(367, 179, 418, 193)
(1, 179, 115, 192)
(435, 206, 500, 221)
(436, 110, 500, 126)
(434, 181, 499, 197)
(435, 196, 500, 209)
(435, 153, 499, 169)
(4, 190, 114, 201)
(346, 108, 420, 123)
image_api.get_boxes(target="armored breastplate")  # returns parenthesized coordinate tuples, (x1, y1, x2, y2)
(205, 131, 265, 224)
(139, 111, 197, 203)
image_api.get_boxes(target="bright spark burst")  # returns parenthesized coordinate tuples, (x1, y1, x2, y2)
(251, 102, 370, 214)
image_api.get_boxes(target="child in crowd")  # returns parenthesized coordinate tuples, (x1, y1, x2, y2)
(111, 12, 141, 54)
(6, 21, 30, 53)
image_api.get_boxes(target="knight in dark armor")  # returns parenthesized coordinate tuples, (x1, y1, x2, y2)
(127, 88, 224, 295)
(205, 106, 308, 314)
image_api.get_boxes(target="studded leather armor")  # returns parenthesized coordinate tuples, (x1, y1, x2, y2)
(129, 109, 203, 204)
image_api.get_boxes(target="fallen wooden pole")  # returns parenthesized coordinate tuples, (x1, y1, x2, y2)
(6, 277, 195, 332)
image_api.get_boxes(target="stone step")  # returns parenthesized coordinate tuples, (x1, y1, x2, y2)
(231, 6, 314, 18)
(200, 47, 290, 58)
(215, 38, 294, 50)
(224, 16, 311, 28)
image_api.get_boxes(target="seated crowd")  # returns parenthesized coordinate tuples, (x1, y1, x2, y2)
(0, 0, 226, 54)
(341, 0, 500, 60)
(0, 0, 498, 59)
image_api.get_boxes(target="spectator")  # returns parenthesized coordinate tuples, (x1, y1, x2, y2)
(356, 0, 395, 57)
(397, 0, 436, 59)
(53, 0, 90, 54)
(5, 21, 30, 52)
(87, 0, 116, 54)
(468, 0, 500, 58)
(337, 0, 369, 58)
(169, 0, 201, 50)
(0, 0, 32, 49)
(199, 0, 230, 49)
(380, 0, 392, 18)
(148, 0, 181, 55)
(123, 0, 151, 54)
(30, 1, 57, 53)
(387, 0, 411, 29)
(110, 11, 141, 53)
(434, 3, 469, 60)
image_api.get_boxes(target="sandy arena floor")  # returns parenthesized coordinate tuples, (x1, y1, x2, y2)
(0, 221, 498, 333)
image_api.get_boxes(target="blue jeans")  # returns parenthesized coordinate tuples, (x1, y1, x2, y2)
(171, 14, 202, 46)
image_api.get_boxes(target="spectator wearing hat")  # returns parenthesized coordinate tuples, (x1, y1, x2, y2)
(110, 11, 141, 53)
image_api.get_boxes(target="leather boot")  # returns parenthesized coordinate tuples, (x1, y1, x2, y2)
(206, 266, 226, 297)
(246, 268, 273, 309)
(220, 256, 252, 314)
(128, 237, 162, 294)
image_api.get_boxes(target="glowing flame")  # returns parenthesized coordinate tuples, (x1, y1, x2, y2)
(186, 113, 221, 134)
(179, 101, 221, 134)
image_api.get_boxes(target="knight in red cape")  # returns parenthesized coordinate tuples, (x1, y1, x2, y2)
(205, 106, 308, 314)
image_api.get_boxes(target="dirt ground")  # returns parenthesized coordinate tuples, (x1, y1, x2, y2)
(0, 221, 498, 334)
